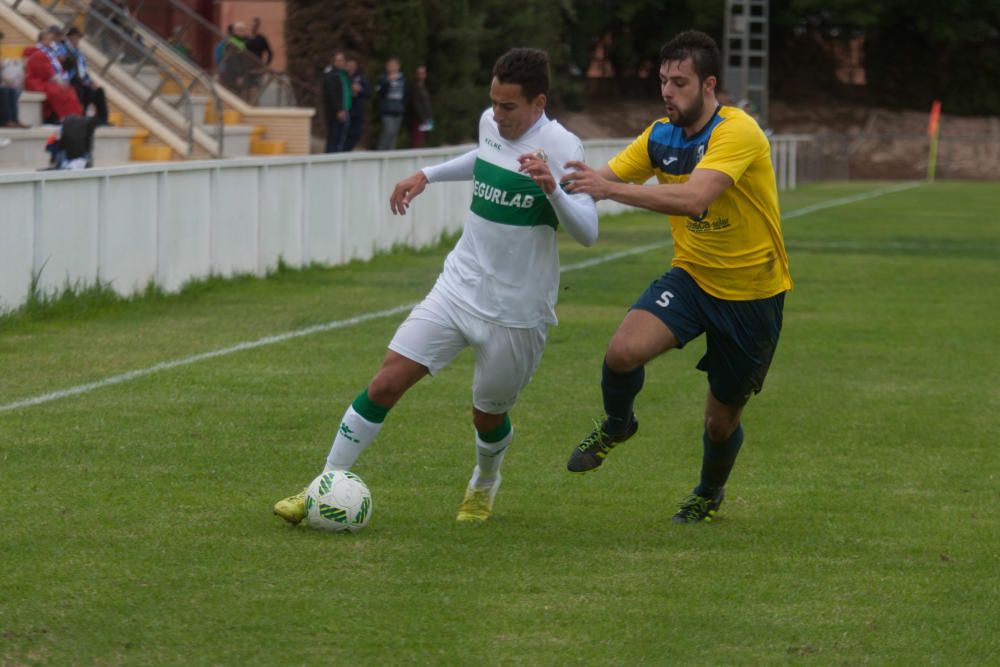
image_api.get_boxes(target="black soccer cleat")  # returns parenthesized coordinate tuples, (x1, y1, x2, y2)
(566, 417, 638, 473)
(672, 489, 725, 524)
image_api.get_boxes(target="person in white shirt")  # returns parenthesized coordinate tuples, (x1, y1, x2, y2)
(275, 47, 599, 525)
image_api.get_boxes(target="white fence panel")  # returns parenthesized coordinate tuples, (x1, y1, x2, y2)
(102, 173, 158, 295)
(35, 179, 100, 295)
(159, 169, 211, 293)
(259, 163, 305, 271)
(342, 159, 383, 262)
(304, 161, 343, 266)
(211, 166, 258, 278)
(0, 136, 807, 313)
(0, 182, 35, 308)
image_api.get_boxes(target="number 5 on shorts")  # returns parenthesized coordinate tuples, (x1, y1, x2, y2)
(655, 290, 675, 308)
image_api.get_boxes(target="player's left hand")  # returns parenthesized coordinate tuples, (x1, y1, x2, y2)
(517, 151, 556, 195)
(562, 161, 611, 200)
(390, 171, 428, 215)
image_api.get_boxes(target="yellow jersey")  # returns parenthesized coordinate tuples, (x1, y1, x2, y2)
(608, 105, 792, 300)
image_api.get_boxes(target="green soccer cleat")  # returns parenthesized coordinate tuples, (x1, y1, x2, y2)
(456, 475, 501, 522)
(672, 489, 725, 524)
(566, 417, 638, 473)
(273, 489, 308, 525)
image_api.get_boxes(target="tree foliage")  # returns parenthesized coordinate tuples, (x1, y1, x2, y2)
(285, 0, 375, 114)
(772, 0, 1000, 113)
(285, 0, 1000, 146)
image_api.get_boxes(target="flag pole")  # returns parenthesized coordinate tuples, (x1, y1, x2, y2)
(927, 100, 942, 182)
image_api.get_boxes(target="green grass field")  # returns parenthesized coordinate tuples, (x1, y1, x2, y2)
(1, 181, 998, 664)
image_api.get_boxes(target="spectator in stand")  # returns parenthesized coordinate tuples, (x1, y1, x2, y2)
(0, 84, 28, 128)
(213, 25, 233, 72)
(61, 28, 109, 126)
(220, 23, 252, 97)
(322, 49, 351, 153)
(45, 114, 99, 170)
(243, 17, 273, 104)
(408, 64, 433, 148)
(245, 18, 273, 65)
(375, 56, 406, 150)
(344, 55, 370, 151)
(24, 27, 82, 123)
(0, 30, 29, 128)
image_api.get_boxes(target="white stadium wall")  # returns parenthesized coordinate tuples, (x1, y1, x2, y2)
(0, 137, 804, 312)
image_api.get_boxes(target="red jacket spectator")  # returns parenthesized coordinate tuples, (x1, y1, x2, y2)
(23, 44, 83, 122)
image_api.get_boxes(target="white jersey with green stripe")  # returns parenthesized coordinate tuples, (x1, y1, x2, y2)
(435, 110, 589, 327)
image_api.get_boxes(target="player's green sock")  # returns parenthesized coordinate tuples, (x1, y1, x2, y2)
(601, 358, 644, 436)
(324, 388, 390, 472)
(694, 424, 744, 497)
(470, 415, 512, 489)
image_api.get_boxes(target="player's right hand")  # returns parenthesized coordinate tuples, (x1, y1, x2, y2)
(390, 171, 429, 215)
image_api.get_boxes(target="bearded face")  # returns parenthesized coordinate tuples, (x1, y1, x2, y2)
(659, 58, 712, 129)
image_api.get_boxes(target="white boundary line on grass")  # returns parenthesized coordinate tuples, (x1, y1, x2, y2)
(0, 181, 922, 414)
(781, 181, 922, 220)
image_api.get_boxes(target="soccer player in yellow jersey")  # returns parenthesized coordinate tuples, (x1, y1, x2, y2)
(561, 30, 792, 523)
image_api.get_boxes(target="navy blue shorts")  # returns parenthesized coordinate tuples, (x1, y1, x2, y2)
(632, 267, 785, 406)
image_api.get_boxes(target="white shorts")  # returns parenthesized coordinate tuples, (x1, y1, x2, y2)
(388, 287, 548, 415)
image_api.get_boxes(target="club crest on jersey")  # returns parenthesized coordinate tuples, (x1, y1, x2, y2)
(473, 180, 535, 209)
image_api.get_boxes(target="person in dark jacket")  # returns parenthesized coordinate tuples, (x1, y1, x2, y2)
(61, 27, 109, 126)
(322, 50, 352, 153)
(45, 114, 98, 169)
(243, 17, 272, 103)
(375, 56, 405, 150)
(344, 56, 370, 151)
(408, 64, 433, 148)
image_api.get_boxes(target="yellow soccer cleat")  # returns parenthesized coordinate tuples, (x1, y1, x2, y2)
(456, 475, 501, 522)
(273, 489, 307, 525)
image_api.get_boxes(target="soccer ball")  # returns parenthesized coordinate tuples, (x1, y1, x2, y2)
(305, 470, 373, 533)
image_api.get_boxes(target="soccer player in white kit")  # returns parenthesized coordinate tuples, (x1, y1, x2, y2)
(274, 48, 599, 523)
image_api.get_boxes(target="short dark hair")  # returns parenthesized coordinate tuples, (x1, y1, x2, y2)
(66, 27, 82, 37)
(492, 48, 549, 100)
(659, 30, 720, 84)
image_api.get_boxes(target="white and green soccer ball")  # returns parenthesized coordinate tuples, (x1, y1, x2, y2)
(305, 470, 373, 533)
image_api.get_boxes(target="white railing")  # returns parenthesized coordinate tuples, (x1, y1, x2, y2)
(769, 133, 812, 191)
(0, 136, 807, 312)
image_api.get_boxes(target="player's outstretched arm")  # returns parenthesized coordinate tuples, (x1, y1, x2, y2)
(390, 149, 478, 216)
(564, 161, 732, 218)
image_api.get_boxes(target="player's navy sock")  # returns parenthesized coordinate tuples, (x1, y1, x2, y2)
(694, 423, 744, 497)
(601, 358, 644, 436)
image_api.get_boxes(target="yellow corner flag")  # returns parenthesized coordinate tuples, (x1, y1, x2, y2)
(927, 100, 942, 182)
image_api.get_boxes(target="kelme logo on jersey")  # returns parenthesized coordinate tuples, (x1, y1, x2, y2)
(470, 158, 559, 229)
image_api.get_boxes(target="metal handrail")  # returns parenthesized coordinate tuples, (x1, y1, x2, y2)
(76, 0, 225, 155)
(129, 0, 308, 107)
(8, 0, 224, 157)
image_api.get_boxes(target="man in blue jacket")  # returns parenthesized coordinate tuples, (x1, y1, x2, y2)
(375, 56, 406, 150)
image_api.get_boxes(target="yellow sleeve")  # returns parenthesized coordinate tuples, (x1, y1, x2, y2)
(607, 124, 655, 183)
(696, 115, 768, 183)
